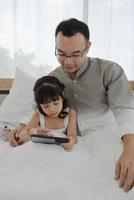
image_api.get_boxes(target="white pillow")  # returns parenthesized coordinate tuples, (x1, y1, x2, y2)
(0, 68, 37, 123)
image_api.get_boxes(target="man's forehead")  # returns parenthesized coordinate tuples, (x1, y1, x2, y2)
(56, 32, 87, 52)
(56, 32, 86, 42)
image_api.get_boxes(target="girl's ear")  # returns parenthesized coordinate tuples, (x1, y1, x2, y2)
(62, 91, 65, 98)
(62, 92, 65, 100)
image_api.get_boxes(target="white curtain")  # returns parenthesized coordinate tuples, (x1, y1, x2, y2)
(0, 0, 83, 77)
(88, 0, 134, 80)
(0, 0, 134, 80)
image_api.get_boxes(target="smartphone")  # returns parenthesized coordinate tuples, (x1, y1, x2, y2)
(31, 134, 69, 145)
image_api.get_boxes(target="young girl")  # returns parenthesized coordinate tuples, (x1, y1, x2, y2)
(9, 76, 77, 151)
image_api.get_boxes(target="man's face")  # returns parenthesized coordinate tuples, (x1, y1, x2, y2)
(55, 32, 91, 75)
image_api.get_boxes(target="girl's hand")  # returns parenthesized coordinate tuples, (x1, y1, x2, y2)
(19, 127, 53, 142)
(8, 124, 25, 147)
(60, 136, 75, 151)
(27, 127, 52, 136)
(35, 127, 53, 136)
(9, 128, 19, 147)
(18, 128, 31, 143)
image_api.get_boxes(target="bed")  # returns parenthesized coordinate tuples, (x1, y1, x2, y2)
(0, 68, 134, 200)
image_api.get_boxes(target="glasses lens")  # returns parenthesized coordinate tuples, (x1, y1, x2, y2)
(55, 46, 87, 61)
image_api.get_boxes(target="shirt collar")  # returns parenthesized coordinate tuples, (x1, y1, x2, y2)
(75, 57, 89, 79)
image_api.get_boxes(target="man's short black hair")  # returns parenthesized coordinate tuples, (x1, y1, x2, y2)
(55, 18, 90, 41)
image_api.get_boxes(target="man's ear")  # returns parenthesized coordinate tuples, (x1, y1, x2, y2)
(86, 41, 92, 53)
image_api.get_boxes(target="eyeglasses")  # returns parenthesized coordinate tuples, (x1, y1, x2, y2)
(55, 46, 87, 61)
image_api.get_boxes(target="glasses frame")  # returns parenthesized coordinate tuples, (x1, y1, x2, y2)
(55, 46, 87, 61)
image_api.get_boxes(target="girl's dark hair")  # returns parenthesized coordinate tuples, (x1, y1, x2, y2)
(55, 18, 90, 41)
(33, 76, 68, 118)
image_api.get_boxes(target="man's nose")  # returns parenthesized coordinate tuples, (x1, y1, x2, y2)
(64, 56, 74, 65)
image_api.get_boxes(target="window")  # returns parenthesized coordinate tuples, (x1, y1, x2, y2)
(0, 0, 133, 79)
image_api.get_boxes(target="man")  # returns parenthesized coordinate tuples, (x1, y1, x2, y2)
(49, 18, 134, 192)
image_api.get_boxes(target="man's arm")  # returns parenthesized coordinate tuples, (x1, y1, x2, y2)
(104, 63, 134, 191)
(115, 134, 134, 192)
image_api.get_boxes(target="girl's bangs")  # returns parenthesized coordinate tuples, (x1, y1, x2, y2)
(42, 95, 60, 104)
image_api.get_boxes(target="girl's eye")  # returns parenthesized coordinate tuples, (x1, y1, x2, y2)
(54, 102, 59, 105)
(43, 105, 48, 108)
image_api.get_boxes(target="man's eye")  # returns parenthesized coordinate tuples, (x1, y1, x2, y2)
(58, 54, 66, 57)
(72, 54, 80, 57)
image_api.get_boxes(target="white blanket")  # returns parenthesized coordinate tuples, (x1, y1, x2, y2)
(0, 69, 134, 199)
(0, 125, 133, 200)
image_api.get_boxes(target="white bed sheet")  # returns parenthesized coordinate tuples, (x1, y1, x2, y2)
(0, 126, 133, 200)
(0, 68, 134, 199)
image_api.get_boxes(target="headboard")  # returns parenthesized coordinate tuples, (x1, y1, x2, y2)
(0, 78, 14, 94)
(129, 81, 134, 91)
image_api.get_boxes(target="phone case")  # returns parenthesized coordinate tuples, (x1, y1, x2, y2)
(31, 134, 69, 145)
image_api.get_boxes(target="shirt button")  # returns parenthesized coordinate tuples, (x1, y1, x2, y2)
(74, 94, 78, 98)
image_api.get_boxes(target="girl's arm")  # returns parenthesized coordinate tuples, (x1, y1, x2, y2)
(67, 108, 77, 143)
(9, 112, 40, 146)
(61, 108, 77, 151)
(18, 112, 40, 142)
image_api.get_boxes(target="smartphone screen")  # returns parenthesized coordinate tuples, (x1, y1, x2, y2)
(31, 134, 69, 145)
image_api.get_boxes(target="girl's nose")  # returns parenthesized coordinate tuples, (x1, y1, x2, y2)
(49, 105, 56, 112)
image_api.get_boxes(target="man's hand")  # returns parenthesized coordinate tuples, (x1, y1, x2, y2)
(115, 134, 134, 192)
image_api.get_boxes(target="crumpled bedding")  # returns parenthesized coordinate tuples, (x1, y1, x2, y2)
(0, 125, 133, 200)
(0, 121, 20, 141)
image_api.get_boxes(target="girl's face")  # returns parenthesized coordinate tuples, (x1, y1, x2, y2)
(40, 96, 63, 118)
